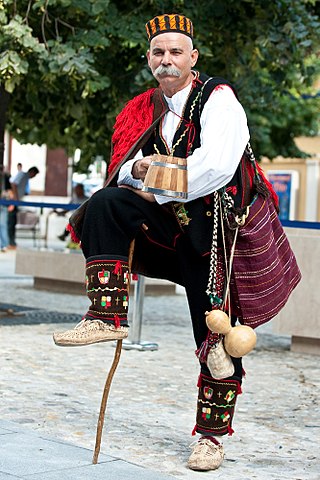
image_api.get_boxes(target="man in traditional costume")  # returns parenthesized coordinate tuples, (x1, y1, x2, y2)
(53, 14, 300, 471)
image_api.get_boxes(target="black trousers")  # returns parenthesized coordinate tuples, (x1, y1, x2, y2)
(8, 207, 17, 246)
(81, 187, 242, 379)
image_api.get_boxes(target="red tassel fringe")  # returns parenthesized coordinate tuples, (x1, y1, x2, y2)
(112, 260, 122, 275)
(255, 162, 279, 208)
(227, 425, 234, 436)
(114, 315, 121, 329)
(191, 425, 197, 436)
(108, 89, 156, 176)
(247, 160, 279, 209)
(66, 223, 80, 244)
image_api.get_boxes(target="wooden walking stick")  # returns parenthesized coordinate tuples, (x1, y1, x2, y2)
(92, 239, 135, 464)
(92, 339, 122, 464)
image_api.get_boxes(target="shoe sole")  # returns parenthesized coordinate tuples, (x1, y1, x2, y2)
(53, 332, 128, 347)
(187, 461, 223, 471)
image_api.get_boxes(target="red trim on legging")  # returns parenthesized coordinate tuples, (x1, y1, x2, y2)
(86, 259, 128, 266)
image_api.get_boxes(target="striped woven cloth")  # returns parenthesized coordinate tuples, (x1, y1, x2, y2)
(229, 194, 301, 328)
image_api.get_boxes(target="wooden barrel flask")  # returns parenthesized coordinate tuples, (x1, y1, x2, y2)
(142, 154, 188, 199)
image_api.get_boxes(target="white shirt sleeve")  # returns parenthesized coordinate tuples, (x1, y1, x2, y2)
(155, 86, 250, 204)
(117, 153, 144, 189)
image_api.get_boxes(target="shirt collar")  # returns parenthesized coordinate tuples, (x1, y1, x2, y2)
(163, 82, 192, 114)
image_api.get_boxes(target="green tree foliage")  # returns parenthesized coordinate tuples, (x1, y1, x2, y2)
(0, 0, 319, 172)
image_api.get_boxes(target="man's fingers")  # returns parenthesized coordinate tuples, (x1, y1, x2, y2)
(132, 157, 153, 180)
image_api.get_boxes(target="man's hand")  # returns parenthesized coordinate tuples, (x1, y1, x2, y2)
(132, 156, 153, 181)
(118, 185, 156, 202)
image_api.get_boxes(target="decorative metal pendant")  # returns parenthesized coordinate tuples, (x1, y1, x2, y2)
(173, 203, 192, 226)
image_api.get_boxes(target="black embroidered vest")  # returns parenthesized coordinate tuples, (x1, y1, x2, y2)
(141, 72, 252, 255)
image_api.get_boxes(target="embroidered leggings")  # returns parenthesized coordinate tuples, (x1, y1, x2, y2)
(81, 186, 243, 381)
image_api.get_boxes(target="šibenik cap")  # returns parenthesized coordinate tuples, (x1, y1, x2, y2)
(146, 14, 193, 42)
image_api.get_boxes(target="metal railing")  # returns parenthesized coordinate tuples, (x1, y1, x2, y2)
(2, 198, 320, 351)
(0, 198, 158, 350)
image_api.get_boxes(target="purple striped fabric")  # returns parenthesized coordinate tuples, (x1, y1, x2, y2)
(229, 195, 301, 328)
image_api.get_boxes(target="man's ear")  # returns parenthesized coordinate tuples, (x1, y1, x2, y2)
(191, 49, 199, 66)
(191, 48, 199, 67)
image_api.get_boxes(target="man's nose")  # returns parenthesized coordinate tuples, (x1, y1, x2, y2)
(161, 51, 172, 65)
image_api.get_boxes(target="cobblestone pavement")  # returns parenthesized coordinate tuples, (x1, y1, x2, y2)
(0, 250, 319, 479)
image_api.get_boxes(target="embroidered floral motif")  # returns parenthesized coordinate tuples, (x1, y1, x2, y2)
(101, 296, 111, 308)
(203, 387, 214, 400)
(123, 295, 128, 309)
(202, 407, 211, 420)
(220, 411, 231, 423)
(98, 270, 110, 284)
(225, 390, 236, 403)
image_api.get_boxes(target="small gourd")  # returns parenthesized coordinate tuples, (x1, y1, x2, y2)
(205, 310, 257, 358)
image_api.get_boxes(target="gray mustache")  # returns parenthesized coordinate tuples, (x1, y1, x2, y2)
(154, 65, 181, 77)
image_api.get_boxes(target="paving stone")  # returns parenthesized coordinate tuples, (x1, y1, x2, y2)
(0, 422, 173, 480)
(0, 249, 319, 480)
(0, 431, 111, 477)
(0, 473, 24, 479)
(24, 459, 174, 480)
(0, 427, 15, 435)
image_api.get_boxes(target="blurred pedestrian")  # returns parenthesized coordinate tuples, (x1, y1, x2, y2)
(8, 166, 39, 248)
(56, 183, 89, 241)
(0, 166, 11, 252)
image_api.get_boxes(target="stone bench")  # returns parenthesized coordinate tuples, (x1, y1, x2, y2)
(15, 248, 176, 296)
(15, 226, 320, 356)
(272, 227, 320, 355)
(15, 210, 43, 247)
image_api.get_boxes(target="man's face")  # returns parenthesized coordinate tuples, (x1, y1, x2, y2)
(29, 170, 38, 179)
(147, 32, 198, 96)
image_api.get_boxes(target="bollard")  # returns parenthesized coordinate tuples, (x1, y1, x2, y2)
(122, 276, 159, 351)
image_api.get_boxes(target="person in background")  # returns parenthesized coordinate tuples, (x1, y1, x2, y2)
(0, 166, 11, 252)
(57, 183, 89, 241)
(8, 166, 39, 249)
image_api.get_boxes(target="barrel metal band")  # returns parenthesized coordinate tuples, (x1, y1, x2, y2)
(142, 186, 188, 198)
(150, 161, 187, 170)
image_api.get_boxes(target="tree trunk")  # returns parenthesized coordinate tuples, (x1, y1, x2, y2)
(0, 86, 10, 193)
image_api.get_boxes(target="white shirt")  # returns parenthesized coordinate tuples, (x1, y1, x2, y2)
(117, 82, 250, 204)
